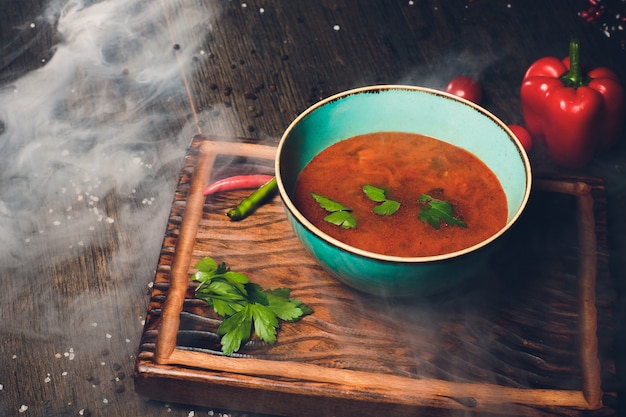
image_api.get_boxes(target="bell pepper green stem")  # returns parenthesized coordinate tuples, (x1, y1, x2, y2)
(560, 38, 589, 88)
(226, 176, 277, 221)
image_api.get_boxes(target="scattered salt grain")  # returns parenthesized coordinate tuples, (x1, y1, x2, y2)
(259, 8, 265, 13)
(103, 398, 108, 404)
(12, 354, 17, 359)
(106, 333, 112, 339)
(91, 322, 98, 327)
(62, 371, 68, 376)
(55, 353, 62, 359)
(408, 0, 414, 4)
(188, 412, 195, 417)
(105, 217, 114, 224)
(44, 373, 51, 383)
(125, 338, 131, 343)
(19, 405, 28, 413)
(333, 25, 340, 31)
(30, 23, 35, 28)
(0, 384, 3, 390)
(64, 348, 75, 360)
(241, 3, 247, 7)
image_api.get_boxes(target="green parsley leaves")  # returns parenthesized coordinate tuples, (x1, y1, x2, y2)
(311, 192, 356, 229)
(362, 185, 401, 215)
(417, 194, 467, 229)
(193, 257, 312, 355)
(310, 187, 466, 231)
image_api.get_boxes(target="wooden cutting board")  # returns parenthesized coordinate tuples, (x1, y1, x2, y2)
(134, 135, 617, 417)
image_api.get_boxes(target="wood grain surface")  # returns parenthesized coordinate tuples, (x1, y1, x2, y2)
(1, 1, 625, 416)
(134, 136, 615, 417)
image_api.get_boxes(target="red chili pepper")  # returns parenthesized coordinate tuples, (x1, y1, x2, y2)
(203, 174, 275, 196)
(520, 38, 625, 167)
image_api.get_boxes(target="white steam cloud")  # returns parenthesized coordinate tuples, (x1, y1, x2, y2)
(0, 0, 213, 268)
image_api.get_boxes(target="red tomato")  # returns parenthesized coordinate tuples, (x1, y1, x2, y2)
(445, 76, 482, 104)
(508, 124, 533, 153)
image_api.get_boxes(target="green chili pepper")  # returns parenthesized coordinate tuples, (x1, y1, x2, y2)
(226, 176, 277, 221)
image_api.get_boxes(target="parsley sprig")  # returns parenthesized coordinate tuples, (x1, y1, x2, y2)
(362, 185, 401, 215)
(311, 192, 356, 229)
(193, 257, 312, 355)
(417, 194, 467, 229)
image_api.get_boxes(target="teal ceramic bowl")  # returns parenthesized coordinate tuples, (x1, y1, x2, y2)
(275, 85, 532, 297)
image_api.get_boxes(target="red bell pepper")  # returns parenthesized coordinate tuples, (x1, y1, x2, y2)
(520, 38, 625, 167)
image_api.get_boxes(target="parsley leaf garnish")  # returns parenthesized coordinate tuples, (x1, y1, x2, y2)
(193, 257, 312, 355)
(363, 185, 401, 215)
(311, 192, 356, 229)
(417, 194, 467, 229)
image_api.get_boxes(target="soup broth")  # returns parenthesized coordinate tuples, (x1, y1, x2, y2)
(293, 132, 507, 257)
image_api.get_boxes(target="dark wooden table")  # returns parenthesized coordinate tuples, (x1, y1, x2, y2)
(1, 0, 625, 416)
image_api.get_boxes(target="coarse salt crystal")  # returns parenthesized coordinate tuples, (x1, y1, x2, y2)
(19, 405, 28, 413)
(333, 25, 340, 31)
(106, 333, 112, 339)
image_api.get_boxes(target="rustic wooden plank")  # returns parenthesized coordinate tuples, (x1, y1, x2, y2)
(134, 136, 617, 416)
(2, 1, 625, 416)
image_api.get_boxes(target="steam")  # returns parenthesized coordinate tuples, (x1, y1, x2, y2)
(0, 0, 219, 347)
(0, 0, 212, 268)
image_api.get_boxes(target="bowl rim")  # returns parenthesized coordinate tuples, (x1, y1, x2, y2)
(275, 84, 532, 264)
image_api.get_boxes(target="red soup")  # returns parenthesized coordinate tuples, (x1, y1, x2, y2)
(293, 132, 508, 257)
